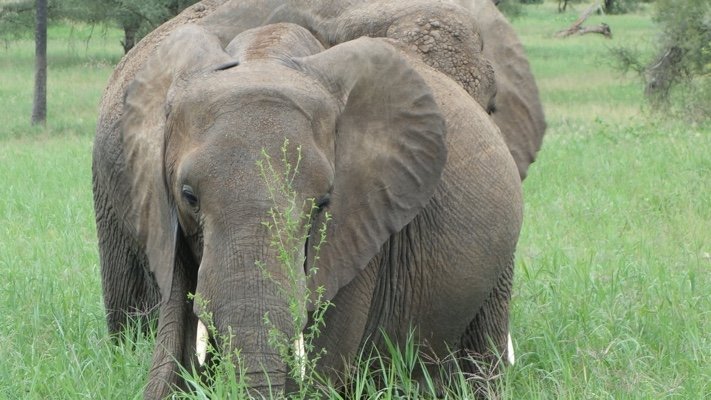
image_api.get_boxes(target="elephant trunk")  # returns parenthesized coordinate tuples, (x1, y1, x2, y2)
(195, 235, 304, 395)
(213, 298, 293, 396)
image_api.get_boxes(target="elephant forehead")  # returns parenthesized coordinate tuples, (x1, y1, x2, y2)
(205, 100, 315, 144)
(173, 64, 329, 123)
(189, 62, 314, 99)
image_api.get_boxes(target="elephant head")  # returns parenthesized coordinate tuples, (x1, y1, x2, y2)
(121, 22, 446, 394)
(456, 0, 547, 179)
(267, 0, 498, 111)
(267, 0, 545, 180)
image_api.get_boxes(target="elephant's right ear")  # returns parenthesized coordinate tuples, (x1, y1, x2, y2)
(121, 25, 235, 302)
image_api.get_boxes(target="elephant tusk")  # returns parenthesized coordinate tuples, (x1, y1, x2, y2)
(293, 333, 306, 379)
(507, 332, 515, 366)
(196, 320, 209, 366)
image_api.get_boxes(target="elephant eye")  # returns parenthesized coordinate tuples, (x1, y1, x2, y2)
(315, 193, 330, 210)
(215, 60, 240, 71)
(181, 184, 199, 209)
(486, 103, 497, 115)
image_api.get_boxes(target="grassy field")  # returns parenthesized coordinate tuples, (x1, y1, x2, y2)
(1, 2, 709, 398)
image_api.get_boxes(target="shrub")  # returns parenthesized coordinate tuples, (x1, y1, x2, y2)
(646, 0, 711, 120)
(495, 0, 523, 18)
(613, 0, 711, 121)
(603, 0, 640, 15)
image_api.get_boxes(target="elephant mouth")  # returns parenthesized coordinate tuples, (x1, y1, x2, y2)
(194, 319, 307, 379)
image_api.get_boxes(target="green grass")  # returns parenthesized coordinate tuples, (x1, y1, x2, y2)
(1, 2, 710, 398)
(509, 124, 711, 398)
(0, 136, 153, 399)
(0, 23, 122, 139)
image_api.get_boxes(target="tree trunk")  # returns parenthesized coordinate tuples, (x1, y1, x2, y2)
(121, 25, 137, 54)
(644, 46, 685, 106)
(604, 0, 614, 12)
(31, 0, 47, 126)
(558, 0, 569, 12)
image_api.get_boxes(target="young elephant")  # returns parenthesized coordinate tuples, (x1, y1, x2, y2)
(93, 21, 522, 398)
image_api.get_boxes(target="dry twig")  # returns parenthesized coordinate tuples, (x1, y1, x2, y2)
(555, 1, 612, 39)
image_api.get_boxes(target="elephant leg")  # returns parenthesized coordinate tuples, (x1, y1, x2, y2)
(459, 257, 514, 373)
(95, 186, 160, 337)
(308, 258, 379, 387)
(144, 255, 198, 399)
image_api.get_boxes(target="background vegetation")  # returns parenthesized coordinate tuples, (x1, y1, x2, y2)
(1, 0, 198, 52)
(640, 0, 710, 120)
(497, 0, 655, 18)
(1, 1, 709, 398)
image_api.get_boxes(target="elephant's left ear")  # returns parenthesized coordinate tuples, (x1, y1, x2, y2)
(122, 25, 235, 302)
(293, 37, 447, 304)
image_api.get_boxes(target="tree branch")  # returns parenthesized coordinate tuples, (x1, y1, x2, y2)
(555, 1, 612, 39)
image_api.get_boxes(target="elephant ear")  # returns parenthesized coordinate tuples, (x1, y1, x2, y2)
(122, 25, 235, 302)
(468, 0, 546, 179)
(293, 37, 448, 303)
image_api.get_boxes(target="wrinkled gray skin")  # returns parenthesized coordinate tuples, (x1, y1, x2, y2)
(268, 0, 498, 116)
(93, 2, 522, 399)
(269, 0, 546, 179)
(456, 0, 546, 179)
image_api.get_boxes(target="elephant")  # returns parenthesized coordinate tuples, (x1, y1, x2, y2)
(92, 4, 523, 400)
(266, 0, 498, 110)
(267, 0, 546, 180)
(455, 0, 546, 179)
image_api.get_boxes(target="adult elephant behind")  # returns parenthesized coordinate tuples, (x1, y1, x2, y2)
(458, 0, 547, 179)
(93, 10, 522, 400)
(268, 0, 498, 120)
(271, 0, 546, 179)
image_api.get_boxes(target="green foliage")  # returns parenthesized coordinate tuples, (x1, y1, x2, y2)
(256, 139, 333, 398)
(496, 0, 524, 19)
(54, 0, 200, 52)
(0, 1, 35, 39)
(653, 0, 711, 77)
(0, 0, 91, 39)
(0, 0, 198, 51)
(603, 0, 641, 15)
(612, 0, 711, 121)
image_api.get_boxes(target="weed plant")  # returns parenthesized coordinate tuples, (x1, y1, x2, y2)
(255, 140, 332, 398)
(174, 140, 334, 399)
